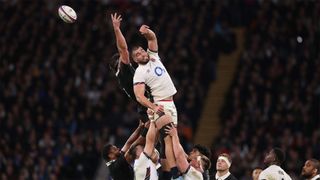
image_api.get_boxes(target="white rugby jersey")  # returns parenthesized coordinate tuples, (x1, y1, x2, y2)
(134, 152, 158, 180)
(133, 49, 177, 102)
(183, 166, 203, 180)
(259, 165, 292, 180)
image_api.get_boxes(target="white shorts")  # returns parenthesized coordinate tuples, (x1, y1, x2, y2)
(154, 100, 178, 125)
(183, 166, 203, 180)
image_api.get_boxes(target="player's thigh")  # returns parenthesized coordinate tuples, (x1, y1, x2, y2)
(166, 103, 177, 125)
(157, 102, 178, 125)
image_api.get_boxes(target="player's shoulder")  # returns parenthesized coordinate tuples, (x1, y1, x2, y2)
(187, 166, 203, 179)
(259, 167, 270, 176)
(134, 153, 150, 168)
(260, 165, 290, 179)
(135, 63, 151, 74)
(147, 49, 160, 60)
(134, 65, 143, 72)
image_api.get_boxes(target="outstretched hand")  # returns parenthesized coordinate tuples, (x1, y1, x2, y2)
(165, 123, 177, 137)
(110, 13, 122, 29)
(139, 24, 150, 35)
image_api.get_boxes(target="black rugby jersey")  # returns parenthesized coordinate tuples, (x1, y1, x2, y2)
(111, 61, 153, 122)
(115, 62, 137, 101)
(107, 152, 134, 180)
(113, 61, 153, 102)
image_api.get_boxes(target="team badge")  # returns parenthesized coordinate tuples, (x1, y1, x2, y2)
(154, 67, 164, 76)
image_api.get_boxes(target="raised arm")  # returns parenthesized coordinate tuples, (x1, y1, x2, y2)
(144, 121, 157, 156)
(122, 120, 144, 153)
(165, 124, 189, 173)
(139, 25, 158, 52)
(110, 13, 129, 64)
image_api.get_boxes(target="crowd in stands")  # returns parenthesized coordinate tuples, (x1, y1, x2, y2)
(216, 0, 320, 179)
(0, 0, 234, 179)
(1, 0, 319, 179)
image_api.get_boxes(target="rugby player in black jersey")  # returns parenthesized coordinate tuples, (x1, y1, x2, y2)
(101, 13, 153, 180)
(102, 120, 145, 180)
(107, 13, 152, 123)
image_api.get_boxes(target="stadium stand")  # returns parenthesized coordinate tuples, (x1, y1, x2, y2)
(1, 0, 319, 179)
(215, 0, 320, 179)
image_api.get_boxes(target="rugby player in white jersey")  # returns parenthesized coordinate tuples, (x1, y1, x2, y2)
(132, 25, 177, 125)
(165, 124, 211, 180)
(133, 120, 160, 180)
(132, 24, 178, 178)
(130, 113, 177, 180)
(259, 148, 292, 180)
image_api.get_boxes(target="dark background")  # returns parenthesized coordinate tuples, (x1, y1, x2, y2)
(0, 0, 319, 179)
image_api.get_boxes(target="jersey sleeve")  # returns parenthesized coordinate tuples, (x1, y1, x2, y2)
(133, 68, 146, 85)
(147, 49, 160, 60)
(258, 171, 267, 180)
(134, 152, 149, 170)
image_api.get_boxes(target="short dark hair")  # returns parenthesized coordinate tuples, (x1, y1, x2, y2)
(107, 53, 120, 73)
(102, 144, 113, 162)
(309, 159, 320, 174)
(273, 148, 285, 165)
(193, 144, 211, 158)
(253, 167, 263, 171)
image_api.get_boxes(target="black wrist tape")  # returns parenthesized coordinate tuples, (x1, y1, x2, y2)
(171, 166, 180, 179)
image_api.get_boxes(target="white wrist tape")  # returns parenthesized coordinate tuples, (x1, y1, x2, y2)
(218, 156, 231, 168)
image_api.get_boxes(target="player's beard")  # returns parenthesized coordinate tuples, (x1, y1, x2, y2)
(301, 171, 313, 179)
(139, 56, 149, 65)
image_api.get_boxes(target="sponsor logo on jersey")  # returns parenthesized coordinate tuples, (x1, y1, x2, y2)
(154, 66, 165, 76)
